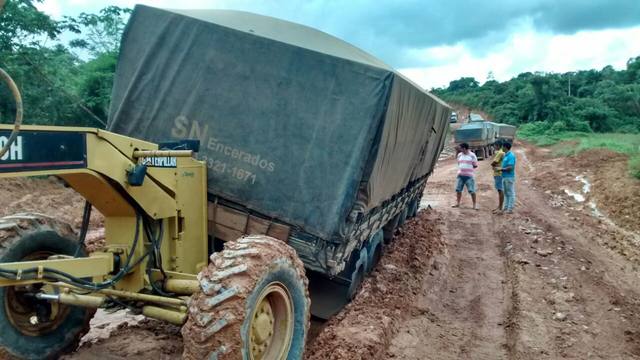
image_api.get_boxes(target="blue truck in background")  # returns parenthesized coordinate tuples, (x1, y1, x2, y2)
(108, 5, 451, 318)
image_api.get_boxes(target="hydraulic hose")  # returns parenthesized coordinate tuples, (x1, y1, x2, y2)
(0, 68, 23, 160)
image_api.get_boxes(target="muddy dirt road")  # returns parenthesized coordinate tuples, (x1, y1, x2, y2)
(385, 144, 640, 359)
(310, 143, 640, 359)
(1, 141, 639, 359)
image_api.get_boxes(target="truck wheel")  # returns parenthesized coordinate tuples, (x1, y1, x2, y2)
(397, 208, 409, 227)
(383, 214, 400, 244)
(0, 214, 94, 360)
(182, 235, 310, 360)
(346, 247, 368, 300)
(365, 231, 383, 274)
(408, 199, 419, 218)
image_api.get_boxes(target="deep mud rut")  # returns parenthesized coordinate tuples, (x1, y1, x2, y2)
(1, 140, 640, 359)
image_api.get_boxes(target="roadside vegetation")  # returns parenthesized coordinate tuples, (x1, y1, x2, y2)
(433, 47, 640, 180)
(0, 1, 129, 128)
(433, 58, 640, 134)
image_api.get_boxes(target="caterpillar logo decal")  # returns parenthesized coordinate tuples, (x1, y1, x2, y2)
(0, 130, 87, 173)
(141, 156, 177, 168)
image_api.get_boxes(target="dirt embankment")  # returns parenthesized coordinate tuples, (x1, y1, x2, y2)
(0, 177, 106, 250)
(529, 147, 640, 267)
(531, 147, 640, 234)
(0, 177, 102, 227)
(499, 144, 640, 358)
(306, 211, 445, 359)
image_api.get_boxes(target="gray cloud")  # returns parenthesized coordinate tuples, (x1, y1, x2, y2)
(215, 0, 640, 67)
(531, 0, 640, 34)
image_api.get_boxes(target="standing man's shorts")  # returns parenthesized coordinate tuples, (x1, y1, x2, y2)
(494, 176, 504, 191)
(455, 175, 476, 194)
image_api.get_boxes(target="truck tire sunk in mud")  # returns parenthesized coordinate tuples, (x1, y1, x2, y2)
(182, 235, 310, 360)
(0, 213, 94, 360)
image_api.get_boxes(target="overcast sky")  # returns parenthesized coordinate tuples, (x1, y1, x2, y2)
(37, 0, 640, 89)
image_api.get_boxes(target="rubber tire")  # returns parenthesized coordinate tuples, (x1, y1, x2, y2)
(383, 214, 400, 244)
(408, 199, 419, 219)
(365, 231, 383, 274)
(346, 247, 368, 300)
(182, 235, 310, 360)
(397, 208, 409, 227)
(0, 213, 94, 360)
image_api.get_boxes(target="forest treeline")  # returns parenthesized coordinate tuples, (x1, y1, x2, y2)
(433, 57, 640, 135)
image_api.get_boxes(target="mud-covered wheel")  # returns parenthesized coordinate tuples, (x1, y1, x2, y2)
(383, 214, 400, 244)
(407, 198, 419, 218)
(182, 235, 310, 360)
(0, 213, 94, 360)
(346, 247, 367, 300)
(397, 207, 409, 227)
(365, 231, 383, 274)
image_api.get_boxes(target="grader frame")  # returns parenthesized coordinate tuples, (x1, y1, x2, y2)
(0, 124, 208, 321)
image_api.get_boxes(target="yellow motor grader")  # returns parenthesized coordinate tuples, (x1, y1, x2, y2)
(0, 69, 310, 359)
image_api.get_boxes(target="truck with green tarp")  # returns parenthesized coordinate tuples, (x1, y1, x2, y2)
(454, 121, 497, 159)
(108, 5, 450, 318)
(496, 123, 517, 142)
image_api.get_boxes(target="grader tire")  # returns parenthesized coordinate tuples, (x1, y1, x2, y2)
(182, 235, 310, 360)
(0, 213, 94, 360)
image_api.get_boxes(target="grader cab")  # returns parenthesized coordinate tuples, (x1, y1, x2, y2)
(0, 69, 309, 359)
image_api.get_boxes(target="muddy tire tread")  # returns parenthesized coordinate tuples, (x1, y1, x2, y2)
(182, 235, 310, 360)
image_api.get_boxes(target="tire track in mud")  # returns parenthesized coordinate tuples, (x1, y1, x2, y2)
(497, 219, 522, 360)
(386, 167, 512, 360)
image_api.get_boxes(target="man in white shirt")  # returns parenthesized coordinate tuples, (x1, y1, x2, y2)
(453, 143, 479, 210)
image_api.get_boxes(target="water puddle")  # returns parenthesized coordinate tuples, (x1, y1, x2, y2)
(564, 175, 591, 202)
(576, 175, 591, 193)
(516, 149, 534, 172)
(564, 189, 585, 202)
(564, 175, 640, 245)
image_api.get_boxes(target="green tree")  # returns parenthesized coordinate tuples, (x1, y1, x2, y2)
(75, 53, 117, 123)
(0, 0, 67, 124)
(0, 0, 60, 52)
(572, 98, 617, 132)
(64, 6, 131, 125)
(65, 6, 131, 57)
(0, 3, 127, 128)
(626, 56, 640, 83)
(448, 77, 479, 91)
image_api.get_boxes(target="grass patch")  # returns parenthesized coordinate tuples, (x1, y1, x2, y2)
(519, 126, 640, 179)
